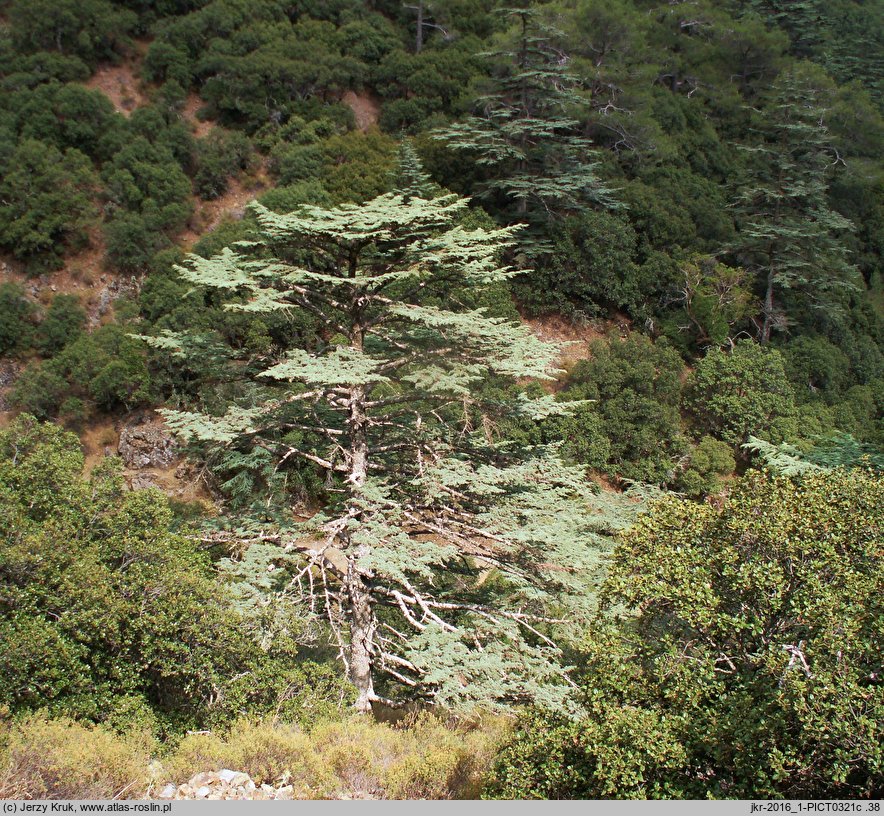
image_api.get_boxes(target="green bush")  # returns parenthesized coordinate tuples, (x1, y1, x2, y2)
(687, 340, 798, 446)
(271, 129, 397, 204)
(9, 364, 69, 419)
(8, 0, 137, 67)
(10, 83, 120, 161)
(783, 334, 853, 404)
(0, 417, 352, 734)
(490, 470, 884, 799)
(194, 129, 253, 199)
(101, 135, 193, 271)
(0, 283, 35, 355)
(559, 334, 686, 482)
(550, 406, 612, 471)
(0, 139, 98, 272)
(674, 435, 735, 496)
(523, 210, 643, 318)
(35, 294, 86, 356)
(142, 41, 193, 87)
(105, 212, 176, 272)
(0, 420, 246, 727)
(13, 338, 155, 418)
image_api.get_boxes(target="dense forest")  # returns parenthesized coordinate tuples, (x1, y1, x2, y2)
(0, 0, 881, 801)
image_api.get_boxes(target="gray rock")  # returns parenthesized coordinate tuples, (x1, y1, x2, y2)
(97, 288, 112, 317)
(118, 416, 177, 469)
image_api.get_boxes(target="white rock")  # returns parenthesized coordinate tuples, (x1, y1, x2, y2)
(158, 783, 177, 799)
(219, 769, 251, 787)
(189, 771, 220, 787)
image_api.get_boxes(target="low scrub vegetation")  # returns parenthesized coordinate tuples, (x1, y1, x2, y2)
(0, 713, 506, 800)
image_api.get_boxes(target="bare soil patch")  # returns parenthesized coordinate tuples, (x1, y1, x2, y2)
(81, 417, 120, 473)
(522, 312, 631, 368)
(1, 230, 138, 326)
(182, 93, 214, 138)
(180, 166, 271, 250)
(342, 90, 381, 131)
(85, 63, 147, 116)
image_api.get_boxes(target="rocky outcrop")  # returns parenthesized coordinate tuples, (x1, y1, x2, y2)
(118, 415, 177, 469)
(157, 770, 296, 801)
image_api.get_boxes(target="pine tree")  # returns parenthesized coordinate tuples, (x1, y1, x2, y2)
(731, 67, 858, 343)
(143, 191, 640, 713)
(433, 7, 617, 255)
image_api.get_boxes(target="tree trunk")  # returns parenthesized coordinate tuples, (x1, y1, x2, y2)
(761, 268, 775, 345)
(415, 1, 424, 53)
(346, 560, 376, 713)
(345, 312, 375, 710)
(348, 385, 368, 486)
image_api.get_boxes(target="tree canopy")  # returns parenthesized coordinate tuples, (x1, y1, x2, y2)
(146, 190, 643, 713)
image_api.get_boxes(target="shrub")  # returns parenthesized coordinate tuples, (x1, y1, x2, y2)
(194, 129, 253, 199)
(559, 334, 686, 482)
(9, 83, 120, 162)
(8, 0, 137, 67)
(206, 659, 354, 732)
(551, 407, 611, 471)
(523, 210, 642, 318)
(105, 213, 174, 272)
(271, 130, 397, 204)
(783, 334, 852, 404)
(674, 435, 735, 496)
(164, 714, 506, 799)
(687, 340, 798, 446)
(0, 714, 151, 800)
(58, 397, 89, 430)
(0, 282, 35, 355)
(490, 470, 884, 799)
(35, 294, 86, 356)
(9, 363, 69, 419)
(58, 326, 154, 411)
(101, 136, 192, 232)
(142, 41, 192, 87)
(0, 139, 98, 272)
(0, 418, 285, 731)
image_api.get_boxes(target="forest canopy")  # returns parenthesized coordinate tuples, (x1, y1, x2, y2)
(0, 0, 881, 801)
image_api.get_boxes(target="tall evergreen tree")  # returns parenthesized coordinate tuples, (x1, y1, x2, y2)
(390, 138, 436, 201)
(434, 7, 617, 255)
(144, 191, 637, 712)
(731, 67, 858, 343)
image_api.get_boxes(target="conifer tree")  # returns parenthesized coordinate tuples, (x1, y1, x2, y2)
(433, 7, 617, 254)
(145, 191, 637, 712)
(732, 68, 857, 343)
(390, 138, 436, 201)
